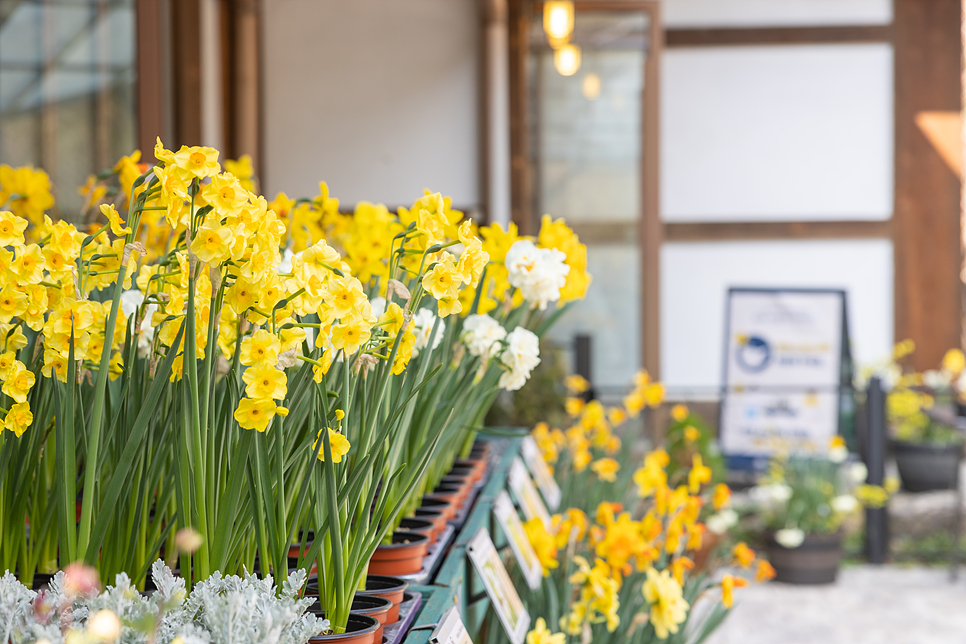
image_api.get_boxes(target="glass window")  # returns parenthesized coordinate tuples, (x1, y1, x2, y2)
(529, 9, 651, 395)
(0, 0, 137, 219)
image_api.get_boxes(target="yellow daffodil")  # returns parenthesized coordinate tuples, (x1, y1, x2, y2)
(233, 396, 279, 432)
(590, 457, 619, 482)
(713, 483, 731, 510)
(721, 573, 748, 608)
(642, 567, 689, 639)
(524, 517, 559, 575)
(314, 427, 351, 463)
(671, 404, 689, 422)
(526, 618, 565, 644)
(4, 401, 32, 437)
(756, 559, 776, 582)
(732, 542, 756, 568)
(688, 454, 712, 493)
(240, 329, 281, 367)
(242, 365, 288, 400)
(0, 211, 27, 246)
(99, 204, 131, 237)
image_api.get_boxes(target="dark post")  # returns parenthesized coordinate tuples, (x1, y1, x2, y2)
(864, 376, 889, 564)
(575, 334, 594, 401)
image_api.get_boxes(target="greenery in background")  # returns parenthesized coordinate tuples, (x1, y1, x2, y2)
(753, 451, 858, 539)
(665, 405, 726, 488)
(485, 340, 567, 429)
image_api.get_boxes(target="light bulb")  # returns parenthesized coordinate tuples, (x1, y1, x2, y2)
(554, 44, 581, 77)
(544, 1, 574, 44)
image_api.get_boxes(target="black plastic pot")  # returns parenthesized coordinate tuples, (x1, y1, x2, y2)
(306, 613, 380, 644)
(767, 532, 842, 584)
(893, 439, 964, 492)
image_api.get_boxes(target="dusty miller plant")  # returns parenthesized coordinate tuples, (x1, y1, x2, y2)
(0, 562, 326, 644)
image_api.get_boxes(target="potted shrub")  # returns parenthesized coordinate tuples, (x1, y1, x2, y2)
(889, 378, 964, 492)
(752, 442, 860, 584)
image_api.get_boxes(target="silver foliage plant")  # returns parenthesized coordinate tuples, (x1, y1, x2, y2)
(0, 562, 327, 644)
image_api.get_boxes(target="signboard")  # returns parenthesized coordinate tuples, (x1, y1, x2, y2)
(466, 528, 530, 644)
(720, 288, 850, 470)
(508, 457, 552, 529)
(493, 490, 543, 590)
(520, 436, 562, 510)
(430, 607, 474, 644)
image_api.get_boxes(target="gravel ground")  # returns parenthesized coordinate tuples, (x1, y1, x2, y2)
(705, 565, 966, 644)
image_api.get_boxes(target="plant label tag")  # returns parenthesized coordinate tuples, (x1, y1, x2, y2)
(466, 528, 530, 644)
(509, 457, 552, 529)
(430, 606, 474, 644)
(493, 490, 543, 590)
(520, 436, 562, 510)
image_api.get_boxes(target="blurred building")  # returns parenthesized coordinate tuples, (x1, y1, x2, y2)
(0, 0, 962, 401)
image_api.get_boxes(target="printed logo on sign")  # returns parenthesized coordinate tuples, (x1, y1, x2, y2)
(735, 335, 771, 373)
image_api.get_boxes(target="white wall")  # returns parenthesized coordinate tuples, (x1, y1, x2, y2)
(661, 43, 894, 221)
(660, 239, 894, 394)
(662, 0, 892, 28)
(262, 0, 481, 208)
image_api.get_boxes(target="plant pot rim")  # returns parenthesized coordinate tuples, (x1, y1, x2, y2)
(351, 594, 393, 612)
(361, 574, 409, 593)
(892, 438, 965, 451)
(308, 613, 379, 642)
(399, 517, 434, 530)
(378, 530, 430, 550)
(767, 530, 843, 549)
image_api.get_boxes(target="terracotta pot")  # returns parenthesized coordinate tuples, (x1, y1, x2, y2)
(350, 596, 392, 643)
(440, 473, 472, 492)
(399, 517, 437, 543)
(453, 458, 485, 483)
(368, 531, 430, 576)
(448, 464, 476, 480)
(767, 532, 843, 584)
(414, 507, 448, 537)
(434, 483, 467, 507)
(307, 613, 380, 644)
(422, 494, 458, 521)
(358, 575, 408, 623)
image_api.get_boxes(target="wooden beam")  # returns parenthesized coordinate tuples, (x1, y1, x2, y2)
(665, 24, 893, 48)
(641, 1, 662, 380)
(171, 0, 202, 146)
(507, 0, 533, 235)
(136, 0, 165, 161)
(893, 0, 963, 371)
(664, 220, 893, 242)
(220, 0, 263, 175)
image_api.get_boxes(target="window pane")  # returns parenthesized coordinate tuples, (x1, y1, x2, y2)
(0, 0, 137, 219)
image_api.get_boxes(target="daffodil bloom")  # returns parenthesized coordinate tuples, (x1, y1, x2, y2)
(671, 404, 689, 422)
(100, 204, 131, 237)
(669, 556, 694, 585)
(721, 573, 748, 608)
(3, 362, 35, 403)
(713, 483, 732, 510)
(171, 144, 220, 179)
(642, 567, 689, 639)
(526, 618, 565, 644)
(732, 542, 756, 568)
(688, 454, 712, 493)
(239, 329, 281, 367)
(590, 457, 619, 482)
(242, 365, 288, 400)
(756, 559, 776, 582)
(684, 425, 701, 443)
(4, 401, 32, 437)
(943, 348, 966, 374)
(233, 396, 279, 432)
(524, 517, 558, 576)
(314, 427, 351, 463)
(0, 211, 27, 246)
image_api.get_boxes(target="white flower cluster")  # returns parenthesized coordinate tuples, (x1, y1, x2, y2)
(412, 308, 444, 355)
(504, 240, 570, 310)
(498, 326, 541, 391)
(121, 290, 158, 358)
(461, 314, 507, 363)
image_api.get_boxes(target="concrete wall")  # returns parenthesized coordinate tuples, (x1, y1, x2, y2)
(262, 0, 481, 209)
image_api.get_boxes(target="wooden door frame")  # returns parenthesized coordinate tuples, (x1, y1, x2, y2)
(509, 0, 663, 378)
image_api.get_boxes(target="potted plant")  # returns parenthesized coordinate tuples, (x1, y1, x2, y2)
(751, 441, 860, 584)
(890, 358, 965, 492)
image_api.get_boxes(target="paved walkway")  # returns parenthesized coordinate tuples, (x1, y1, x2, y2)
(706, 565, 966, 644)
